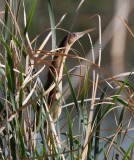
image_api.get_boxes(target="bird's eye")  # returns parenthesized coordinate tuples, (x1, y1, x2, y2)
(72, 33, 75, 37)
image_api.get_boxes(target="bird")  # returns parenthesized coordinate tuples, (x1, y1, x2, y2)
(44, 29, 94, 123)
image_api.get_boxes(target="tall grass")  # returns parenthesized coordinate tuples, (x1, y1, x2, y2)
(0, 1, 134, 160)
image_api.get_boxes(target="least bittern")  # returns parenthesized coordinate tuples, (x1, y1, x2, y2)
(45, 29, 94, 122)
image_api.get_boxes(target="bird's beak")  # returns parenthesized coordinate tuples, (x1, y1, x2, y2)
(74, 28, 95, 40)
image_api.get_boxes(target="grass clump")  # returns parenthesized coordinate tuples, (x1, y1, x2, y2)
(0, 1, 134, 160)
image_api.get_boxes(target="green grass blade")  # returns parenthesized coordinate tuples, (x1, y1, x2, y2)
(119, 80, 134, 91)
(66, 109, 74, 160)
(18, 128, 27, 158)
(4, 2, 8, 26)
(64, 64, 84, 153)
(19, 66, 23, 123)
(5, 62, 14, 94)
(80, 67, 89, 107)
(36, 105, 43, 132)
(5, 62, 16, 110)
(87, 136, 93, 159)
(33, 149, 42, 160)
(2, 2, 9, 40)
(116, 97, 128, 106)
(40, 127, 48, 153)
(122, 140, 134, 160)
(94, 86, 108, 160)
(116, 106, 125, 159)
(64, 64, 80, 114)
(24, 0, 37, 35)
(101, 72, 131, 124)
(10, 136, 17, 160)
(0, 16, 27, 58)
(0, 37, 15, 93)
(102, 144, 107, 160)
(47, 0, 56, 50)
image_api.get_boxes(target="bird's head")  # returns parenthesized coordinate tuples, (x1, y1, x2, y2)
(59, 28, 94, 49)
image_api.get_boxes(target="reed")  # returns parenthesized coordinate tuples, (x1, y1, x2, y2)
(0, 0, 133, 159)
